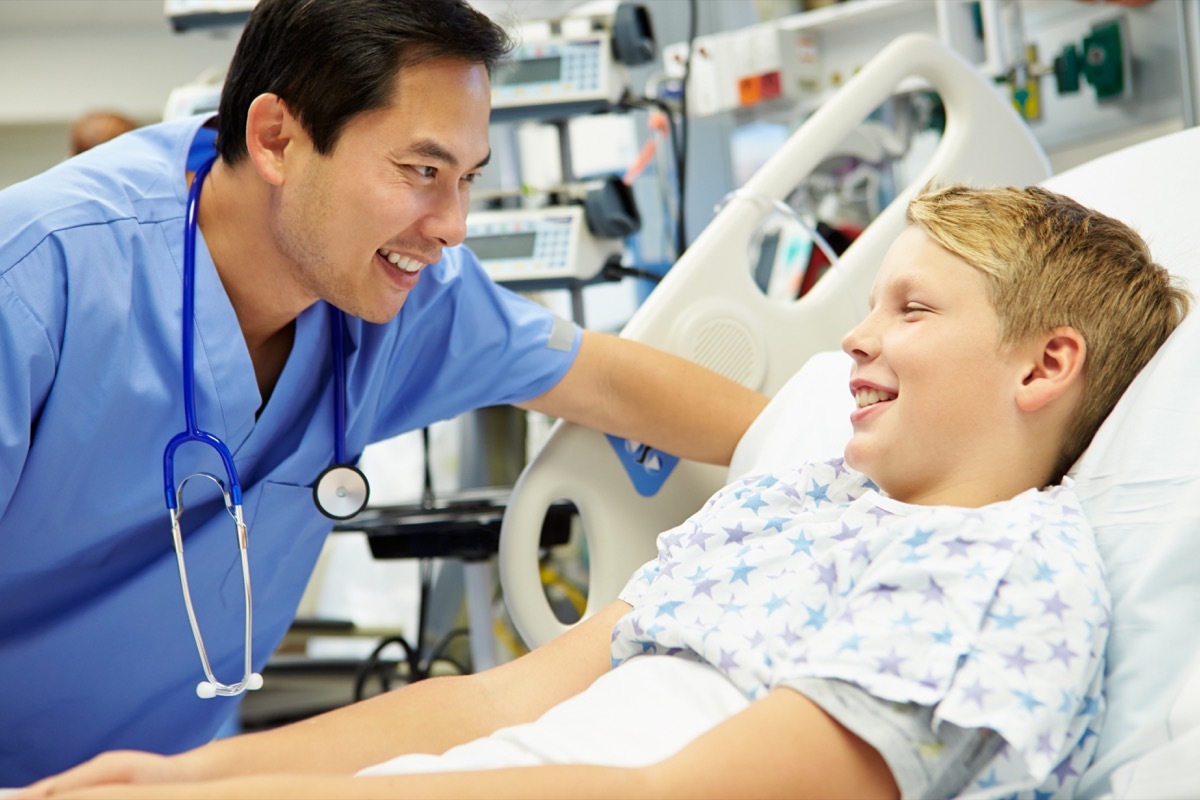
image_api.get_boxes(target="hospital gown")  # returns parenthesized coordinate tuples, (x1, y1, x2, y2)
(614, 458, 1108, 798)
(0, 115, 580, 783)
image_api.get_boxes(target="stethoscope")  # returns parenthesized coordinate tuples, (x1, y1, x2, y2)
(163, 155, 370, 699)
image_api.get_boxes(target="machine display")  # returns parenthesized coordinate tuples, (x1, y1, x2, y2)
(491, 39, 616, 120)
(465, 205, 622, 286)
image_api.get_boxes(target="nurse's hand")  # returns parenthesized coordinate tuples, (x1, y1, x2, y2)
(13, 750, 200, 798)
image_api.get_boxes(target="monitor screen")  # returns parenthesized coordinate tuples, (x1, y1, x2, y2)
(495, 56, 562, 87)
(467, 231, 539, 261)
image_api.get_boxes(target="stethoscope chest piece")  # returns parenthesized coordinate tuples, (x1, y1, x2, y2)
(314, 463, 370, 520)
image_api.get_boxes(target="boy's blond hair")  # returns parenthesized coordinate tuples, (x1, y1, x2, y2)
(907, 183, 1190, 483)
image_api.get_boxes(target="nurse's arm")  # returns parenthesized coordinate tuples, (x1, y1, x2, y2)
(19, 602, 628, 795)
(518, 330, 769, 467)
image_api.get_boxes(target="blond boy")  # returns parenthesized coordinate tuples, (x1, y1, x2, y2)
(21, 185, 1189, 800)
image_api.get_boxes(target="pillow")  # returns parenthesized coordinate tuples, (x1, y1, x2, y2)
(1069, 310, 1200, 798)
(727, 350, 852, 483)
(1101, 650, 1200, 799)
(1041, 126, 1200, 798)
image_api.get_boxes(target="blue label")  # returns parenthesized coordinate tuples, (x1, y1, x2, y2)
(605, 434, 679, 497)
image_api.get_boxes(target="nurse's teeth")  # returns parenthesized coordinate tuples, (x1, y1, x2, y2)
(378, 249, 422, 273)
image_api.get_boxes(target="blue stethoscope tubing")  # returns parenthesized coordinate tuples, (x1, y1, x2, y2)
(164, 155, 369, 699)
(313, 304, 372, 521)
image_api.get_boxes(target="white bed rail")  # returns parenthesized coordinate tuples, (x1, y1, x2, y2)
(500, 32, 1051, 649)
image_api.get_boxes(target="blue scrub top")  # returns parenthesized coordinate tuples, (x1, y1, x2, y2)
(0, 116, 581, 783)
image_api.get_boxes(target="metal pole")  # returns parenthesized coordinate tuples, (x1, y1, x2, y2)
(1177, 0, 1200, 128)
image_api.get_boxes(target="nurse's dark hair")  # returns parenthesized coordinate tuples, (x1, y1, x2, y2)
(216, 0, 511, 165)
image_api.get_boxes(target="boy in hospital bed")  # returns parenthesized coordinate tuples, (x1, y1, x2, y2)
(20, 184, 1189, 799)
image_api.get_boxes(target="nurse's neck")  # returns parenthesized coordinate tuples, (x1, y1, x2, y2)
(191, 157, 302, 409)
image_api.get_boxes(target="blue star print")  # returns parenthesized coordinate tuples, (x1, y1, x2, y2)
(610, 458, 1108, 798)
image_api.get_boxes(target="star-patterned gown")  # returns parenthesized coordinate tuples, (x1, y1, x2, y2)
(614, 458, 1108, 799)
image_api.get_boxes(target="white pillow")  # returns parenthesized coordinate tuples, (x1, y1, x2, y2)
(1100, 650, 1200, 799)
(1070, 310, 1200, 798)
(1041, 126, 1200, 797)
(727, 350, 852, 483)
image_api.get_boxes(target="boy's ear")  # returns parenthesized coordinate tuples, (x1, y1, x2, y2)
(245, 93, 302, 186)
(1015, 327, 1086, 412)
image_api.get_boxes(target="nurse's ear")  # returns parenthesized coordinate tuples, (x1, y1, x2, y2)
(245, 93, 303, 187)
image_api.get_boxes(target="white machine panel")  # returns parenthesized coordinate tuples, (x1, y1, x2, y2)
(492, 37, 619, 118)
(465, 206, 617, 285)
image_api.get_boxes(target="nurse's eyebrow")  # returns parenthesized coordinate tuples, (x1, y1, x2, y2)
(408, 139, 491, 170)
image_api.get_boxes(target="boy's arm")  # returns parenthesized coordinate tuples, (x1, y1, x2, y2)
(519, 330, 769, 467)
(19, 602, 629, 796)
(35, 686, 897, 800)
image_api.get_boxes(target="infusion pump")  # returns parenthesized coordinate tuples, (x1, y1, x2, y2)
(491, 38, 620, 121)
(464, 206, 622, 287)
(490, 2, 656, 122)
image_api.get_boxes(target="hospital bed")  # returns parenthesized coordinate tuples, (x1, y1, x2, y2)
(500, 32, 1200, 799)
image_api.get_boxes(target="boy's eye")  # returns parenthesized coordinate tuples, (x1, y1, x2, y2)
(902, 303, 931, 317)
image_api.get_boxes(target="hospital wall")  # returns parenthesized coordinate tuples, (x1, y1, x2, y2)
(0, 1, 1193, 193)
(0, 2, 237, 188)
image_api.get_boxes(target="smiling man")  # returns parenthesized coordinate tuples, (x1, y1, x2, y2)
(0, 0, 767, 784)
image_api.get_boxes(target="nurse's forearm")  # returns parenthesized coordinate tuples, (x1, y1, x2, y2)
(180, 601, 626, 779)
(179, 672, 501, 777)
(48, 765, 659, 800)
(522, 332, 769, 466)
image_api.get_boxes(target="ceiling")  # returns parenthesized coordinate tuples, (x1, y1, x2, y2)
(0, 0, 594, 35)
(0, 1, 173, 33)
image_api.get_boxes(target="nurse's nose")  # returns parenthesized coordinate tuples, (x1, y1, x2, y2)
(423, 185, 469, 247)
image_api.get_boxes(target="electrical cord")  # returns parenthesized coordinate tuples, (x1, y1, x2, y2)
(603, 262, 664, 284)
(618, 92, 682, 261)
(601, 253, 663, 284)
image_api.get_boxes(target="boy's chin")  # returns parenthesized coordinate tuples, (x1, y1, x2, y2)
(842, 440, 871, 475)
(842, 443, 894, 494)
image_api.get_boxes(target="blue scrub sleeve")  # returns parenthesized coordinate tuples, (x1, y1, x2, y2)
(369, 247, 582, 436)
(0, 272, 57, 516)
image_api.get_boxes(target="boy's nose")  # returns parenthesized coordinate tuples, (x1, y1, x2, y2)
(842, 316, 875, 361)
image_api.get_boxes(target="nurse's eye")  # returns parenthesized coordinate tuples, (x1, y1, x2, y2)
(411, 165, 438, 180)
(462, 171, 483, 185)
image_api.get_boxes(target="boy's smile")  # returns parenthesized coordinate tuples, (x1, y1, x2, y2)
(849, 379, 897, 422)
(841, 225, 1027, 506)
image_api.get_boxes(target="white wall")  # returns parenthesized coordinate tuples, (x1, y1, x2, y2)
(0, 0, 240, 187)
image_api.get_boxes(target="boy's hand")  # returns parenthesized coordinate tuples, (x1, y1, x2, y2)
(14, 751, 196, 798)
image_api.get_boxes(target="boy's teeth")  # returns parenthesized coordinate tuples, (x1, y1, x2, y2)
(377, 249, 422, 274)
(855, 388, 897, 409)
